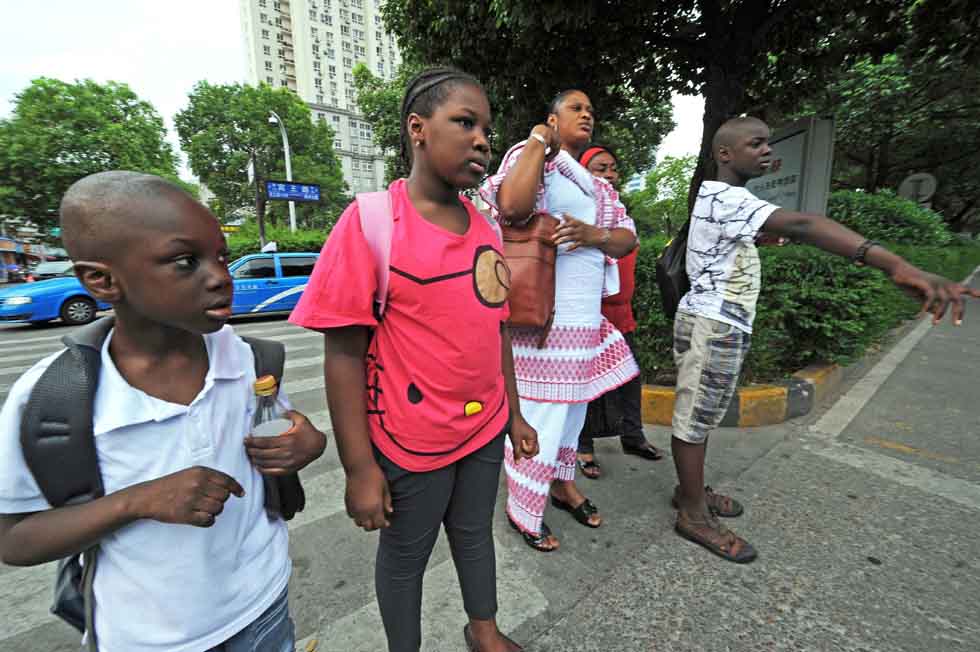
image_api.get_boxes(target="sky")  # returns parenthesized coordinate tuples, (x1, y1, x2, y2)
(0, 1, 703, 179)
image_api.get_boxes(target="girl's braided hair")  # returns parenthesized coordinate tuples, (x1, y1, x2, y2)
(399, 67, 484, 166)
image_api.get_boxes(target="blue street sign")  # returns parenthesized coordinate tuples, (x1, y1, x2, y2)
(265, 180, 321, 202)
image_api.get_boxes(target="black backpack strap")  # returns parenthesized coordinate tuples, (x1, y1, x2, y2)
(20, 317, 114, 507)
(241, 336, 305, 520)
(20, 316, 114, 650)
(241, 336, 285, 383)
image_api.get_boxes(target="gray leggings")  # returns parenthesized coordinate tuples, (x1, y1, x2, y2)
(374, 433, 505, 652)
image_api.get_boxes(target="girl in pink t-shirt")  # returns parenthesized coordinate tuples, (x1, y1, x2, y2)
(290, 68, 536, 652)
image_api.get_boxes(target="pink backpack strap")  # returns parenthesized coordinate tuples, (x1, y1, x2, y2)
(356, 191, 394, 318)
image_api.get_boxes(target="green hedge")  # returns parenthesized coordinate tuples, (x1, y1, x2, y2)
(226, 222, 328, 261)
(827, 190, 953, 246)
(632, 238, 980, 384)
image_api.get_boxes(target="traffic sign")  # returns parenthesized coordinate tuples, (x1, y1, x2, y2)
(266, 181, 321, 202)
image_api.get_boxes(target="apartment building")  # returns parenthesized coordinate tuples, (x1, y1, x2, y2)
(240, 0, 400, 193)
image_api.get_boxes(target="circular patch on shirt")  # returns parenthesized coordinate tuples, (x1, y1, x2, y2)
(473, 244, 509, 308)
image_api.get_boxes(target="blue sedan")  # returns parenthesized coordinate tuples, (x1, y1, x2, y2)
(0, 270, 110, 325)
(0, 253, 320, 326)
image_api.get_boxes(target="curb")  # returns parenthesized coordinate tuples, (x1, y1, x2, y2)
(640, 362, 843, 428)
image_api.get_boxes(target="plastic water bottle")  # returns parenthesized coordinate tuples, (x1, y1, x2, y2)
(252, 375, 293, 437)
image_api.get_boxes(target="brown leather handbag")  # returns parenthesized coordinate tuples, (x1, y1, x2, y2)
(501, 212, 560, 345)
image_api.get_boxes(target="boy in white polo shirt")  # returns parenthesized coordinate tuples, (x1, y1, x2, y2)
(0, 171, 326, 651)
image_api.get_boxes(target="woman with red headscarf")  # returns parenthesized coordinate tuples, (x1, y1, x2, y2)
(576, 145, 664, 480)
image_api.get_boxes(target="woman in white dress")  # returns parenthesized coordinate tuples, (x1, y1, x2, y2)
(480, 90, 639, 551)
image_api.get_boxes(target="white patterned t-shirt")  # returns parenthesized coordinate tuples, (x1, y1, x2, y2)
(677, 181, 780, 333)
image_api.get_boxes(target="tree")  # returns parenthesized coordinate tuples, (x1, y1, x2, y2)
(766, 29, 980, 230)
(353, 62, 421, 183)
(380, 0, 938, 209)
(0, 78, 179, 231)
(175, 82, 349, 241)
(353, 60, 672, 185)
(627, 155, 697, 238)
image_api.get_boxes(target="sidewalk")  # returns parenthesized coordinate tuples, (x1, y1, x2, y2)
(524, 272, 980, 652)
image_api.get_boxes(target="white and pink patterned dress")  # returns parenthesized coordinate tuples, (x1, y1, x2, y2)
(481, 142, 639, 536)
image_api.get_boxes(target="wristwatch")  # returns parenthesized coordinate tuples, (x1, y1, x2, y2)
(529, 132, 552, 156)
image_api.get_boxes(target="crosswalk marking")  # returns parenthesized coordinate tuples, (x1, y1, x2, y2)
(301, 534, 548, 652)
(0, 334, 324, 396)
(0, 320, 312, 364)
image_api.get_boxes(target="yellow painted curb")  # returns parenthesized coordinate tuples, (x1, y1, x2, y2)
(737, 385, 788, 427)
(793, 363, 843, 405)
(640, 362, 841, 428)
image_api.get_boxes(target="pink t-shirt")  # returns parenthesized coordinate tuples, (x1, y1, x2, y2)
(289, 180, 511, 472)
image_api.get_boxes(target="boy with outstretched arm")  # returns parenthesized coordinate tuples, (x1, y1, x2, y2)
(671, 117, 979, 564)
(0, 171, 326, 651)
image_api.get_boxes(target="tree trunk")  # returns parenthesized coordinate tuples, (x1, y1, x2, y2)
(253, 158, 267, 248)
(687, 62, 748, 213)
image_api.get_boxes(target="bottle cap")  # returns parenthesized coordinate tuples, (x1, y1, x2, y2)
(254, 374, 278, 395)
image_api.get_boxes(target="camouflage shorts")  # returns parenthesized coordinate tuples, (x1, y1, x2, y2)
(672, 312, 751, 444)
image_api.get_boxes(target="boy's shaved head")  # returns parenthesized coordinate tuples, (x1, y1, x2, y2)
(60, 171, 192, 262)
(712, 116, 768, 160)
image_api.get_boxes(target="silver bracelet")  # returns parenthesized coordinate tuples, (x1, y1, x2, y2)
(529, 132, 551, 156)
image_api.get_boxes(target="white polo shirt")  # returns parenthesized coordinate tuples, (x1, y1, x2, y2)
(0, 326, 291, 652)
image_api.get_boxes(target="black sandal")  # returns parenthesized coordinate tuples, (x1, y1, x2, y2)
(577, 456, 601, 479)
(507, 515, 558, 552)
(550, 495, 601, 528)
(622, 440, 664, 460)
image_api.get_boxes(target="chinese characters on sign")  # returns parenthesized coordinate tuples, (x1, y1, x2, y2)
(745, 117, 835, 215)
(265, 181, 321, 202)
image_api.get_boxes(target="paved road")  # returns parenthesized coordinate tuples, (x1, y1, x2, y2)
(2, 264, 980, 652)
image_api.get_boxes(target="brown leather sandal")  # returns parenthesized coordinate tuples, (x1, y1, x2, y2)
(674, 510, 757, 564)
(672, 485, 744, 517)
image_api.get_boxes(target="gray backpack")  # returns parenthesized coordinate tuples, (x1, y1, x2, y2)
(18, 317, 303, 650)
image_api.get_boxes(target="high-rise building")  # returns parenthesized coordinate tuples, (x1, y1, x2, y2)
(240, 0, 400, 194)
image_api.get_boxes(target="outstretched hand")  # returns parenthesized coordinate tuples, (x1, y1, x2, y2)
(889, 262, 980, 325)
(509, 414, 539, 462)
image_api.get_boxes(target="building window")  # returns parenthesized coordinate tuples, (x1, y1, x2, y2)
(343, 40, 352, 52)
(260, 12, 269, 23)
(329, 64, 337, 78)
(316, 93, 324, 103)
(331, 94, 339, 105)
(360, 125, 371, 139)
(262, 29, 270, 39)
(344, 72, 353, 84)
(346, 87, 356, 101)
(353, 29, 364, 41)
(334, 138, 343, 149)
(259, 0, 267, 6)
(265, 61, 273, 71)
(273, 1, 281, 9)
(343, 56, 353, 68)
(355, 45, 365, 58)
(309, 9, 317, 19)
(352, 12, 363, 24)
(311, 26, 318, 37)
(267, 76, 275, 84)
(341, 25, 351, 36)
(340, 9, 350, 21)
(274, 17, 282, 27)
(315, 78, 322, 88)
(331, 81, 338, 92)
(313, 60, 321, 71)
(321, 13, 332, 25)
(263, 45, 272, 55)
(374, 15, 381, 26)
(280, 79, 288, 87)
(327, 48, 336, 59)
(318, 113, 326, 122)
(312, 43, 319, 54)
(352, 0, 363, 8)
(352, 160, 360, 171)
(377, 62, 384, 75)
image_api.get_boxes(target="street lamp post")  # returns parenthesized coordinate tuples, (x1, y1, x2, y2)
(268, 110, 297, 232)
